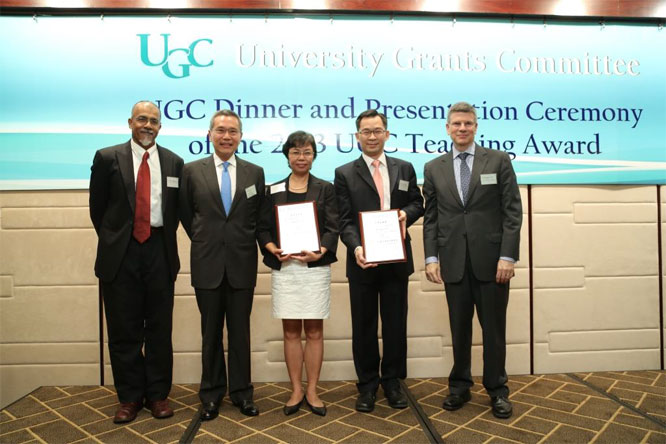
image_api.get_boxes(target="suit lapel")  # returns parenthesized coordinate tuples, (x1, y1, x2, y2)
(466, 144, 488, 204)
(353, 156, 377, 195)
(230, 157, 251, 217)
(117, 142, 136, 214)
(386, 155, 398, 194)
(271, 177, 289, 205)
(202, 155, 225, 216)
(442, 152, 464, 207)
(156, 145, 168, 216)
(304, 175, 322, 202)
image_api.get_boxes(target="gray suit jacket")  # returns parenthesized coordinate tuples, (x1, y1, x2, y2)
(89, 141, 183, 282)
(179, 155, 267, 290)
(423, 144, 522, 283)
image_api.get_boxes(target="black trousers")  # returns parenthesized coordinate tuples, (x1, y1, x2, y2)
(101, 231, 174, 403)
(444, 252, 510, 398)
(195, 276, 254, 404)
(349, 266, 408, 394)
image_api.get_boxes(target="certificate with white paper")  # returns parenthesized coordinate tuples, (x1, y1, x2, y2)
(359, 209, 406, 264)
(276, 201, 321, 255)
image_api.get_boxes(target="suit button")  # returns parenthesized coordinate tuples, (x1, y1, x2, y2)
(463, 210, 468, 214)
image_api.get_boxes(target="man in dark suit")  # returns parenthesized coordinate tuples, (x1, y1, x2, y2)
(179, 109, 266, 419)
(89, 101, 183, 423)
(423, 101, 522, 419)
(334, 109, 424, 413)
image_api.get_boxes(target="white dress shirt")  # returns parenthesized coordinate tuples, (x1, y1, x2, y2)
(214, 153, 237, 199)
(130, 139, 163, 227)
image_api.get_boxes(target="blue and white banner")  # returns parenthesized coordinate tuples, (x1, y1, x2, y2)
(1, 15, 664, 189)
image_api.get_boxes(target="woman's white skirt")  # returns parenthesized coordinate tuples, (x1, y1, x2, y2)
(271, 260, 331, 319)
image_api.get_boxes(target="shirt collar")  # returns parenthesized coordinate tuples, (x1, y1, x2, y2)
(214, 153, 236, 168)
(130, 139, 157, 159)
(362, 152, 387, 169)
(453, 143, 475, 159)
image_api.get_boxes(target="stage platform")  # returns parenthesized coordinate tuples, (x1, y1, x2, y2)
(1, 371, 664, 443)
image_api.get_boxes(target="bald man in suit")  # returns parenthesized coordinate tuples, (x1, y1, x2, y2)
(89, 101, 183, 423)
(423, 101, 522, 419)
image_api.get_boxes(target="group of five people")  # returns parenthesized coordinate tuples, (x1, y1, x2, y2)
(89, 100, 522, 425)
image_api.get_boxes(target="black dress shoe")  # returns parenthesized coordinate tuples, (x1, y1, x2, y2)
(200, 401, 219, 421)
(491, 396, 513, 419)
(283, 396, 304, 416)
(305, 396, 327, 417)
(442, 391, 471, 411)
(384, 387, 408, 409)
(355, 392, 376, 413)
(234, 399, 259, 416)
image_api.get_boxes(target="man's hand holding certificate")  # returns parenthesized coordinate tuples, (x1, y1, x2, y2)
(359, 209, 407, 264)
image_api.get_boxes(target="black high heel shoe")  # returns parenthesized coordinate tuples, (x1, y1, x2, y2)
(305, 395, 327, 417)
(283, 396, 305, 416)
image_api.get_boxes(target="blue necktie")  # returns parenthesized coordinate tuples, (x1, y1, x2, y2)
(221, 161, 232, 215)
(459, 152, 471, 205)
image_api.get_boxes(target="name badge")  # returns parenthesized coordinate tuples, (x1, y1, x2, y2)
(245, 184, 257, 198)
(166, 176, 179, 188)
(480, 173, 497, 185)
(398, 179, 409, 192)
(270, 182, 286, 194)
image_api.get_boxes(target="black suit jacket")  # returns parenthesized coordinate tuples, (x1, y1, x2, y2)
(423, 144, 522, 283)
(89, 141, 183, 282)
(179, 155, 267, 290)
(258, 174, 339, 270)
(334, 155, 424, 282)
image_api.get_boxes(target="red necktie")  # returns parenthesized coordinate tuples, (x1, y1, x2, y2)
(133, 151, 151, 243)
(372, 159, 384, 210)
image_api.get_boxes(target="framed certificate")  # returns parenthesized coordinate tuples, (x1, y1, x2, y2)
(359, 209, 406, 264)
(275, 201, 321, 255)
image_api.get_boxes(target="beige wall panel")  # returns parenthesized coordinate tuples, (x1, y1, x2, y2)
(0, 344, 98, 364)
(172, 296, 202, 352)
(2, 207, 91, 229)
(0, 191, 89, 208)
(0, 230, 97, 286)
(0, 286, 98, 343)
(532, 185, 661, 374)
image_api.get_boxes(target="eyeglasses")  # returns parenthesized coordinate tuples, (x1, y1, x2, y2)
(358, 129, 386, 137)
(288, 150, 315, 158)
(135, 116, 160, 125)
(212, 128, 240, 136)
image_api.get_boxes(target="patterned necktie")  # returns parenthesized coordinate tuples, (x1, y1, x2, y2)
(371, 159, 384, 210)
(221, 161, 232, 215)
(459, 152, 471, 205)
(133, 151, 151, 243)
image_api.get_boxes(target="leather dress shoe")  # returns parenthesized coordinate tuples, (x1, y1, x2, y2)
(355, 392, 376, 413)
(384, 387, 408, 409)
(491, 396, 513, 419)
(305, 395, 327, 416)
(283, 396, 304, 416)
(200, 401, 219, 421)
(234, 399, 259, 416)
(442, 391, 471, 411)
(146, 399, 174, 419)
(113, 401, 142, 423)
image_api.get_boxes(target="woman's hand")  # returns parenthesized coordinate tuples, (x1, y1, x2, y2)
(265, 242, 292, 262)
(293, 247, 327, 263)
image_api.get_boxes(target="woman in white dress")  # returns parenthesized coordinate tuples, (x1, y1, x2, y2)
(258, 131, 339, 416)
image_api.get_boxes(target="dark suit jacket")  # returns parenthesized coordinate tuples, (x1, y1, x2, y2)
(179, 155, 267, 290)
(423, 144, 522, 283)
(89, 141, 183, 282)
(258, 174, 339, 270)
(334, 155, 424, 282)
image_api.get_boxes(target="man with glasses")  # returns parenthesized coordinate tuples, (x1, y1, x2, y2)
(423, 101, 522, 419)
(334, 109, 424, 413)
(179, 109, 267, 420)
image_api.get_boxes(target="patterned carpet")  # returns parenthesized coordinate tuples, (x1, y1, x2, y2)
(1, 371, 664, 443)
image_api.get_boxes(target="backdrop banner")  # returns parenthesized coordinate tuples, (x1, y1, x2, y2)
(1, 15, 664, 189)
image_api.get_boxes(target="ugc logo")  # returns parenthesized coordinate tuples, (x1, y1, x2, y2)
(138, 34, 213, 79)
